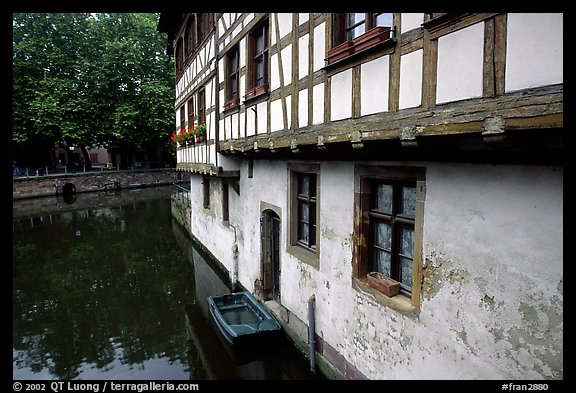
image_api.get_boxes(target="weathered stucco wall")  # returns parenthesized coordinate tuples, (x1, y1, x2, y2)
(419, 163, 563, 379)
(187, 160, 562, 380)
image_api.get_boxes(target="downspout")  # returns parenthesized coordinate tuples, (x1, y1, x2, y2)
(308, 294, 316, 373)
(230, 224, 238, 292)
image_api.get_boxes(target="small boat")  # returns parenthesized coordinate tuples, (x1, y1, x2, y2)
(207, 291, 281, 346)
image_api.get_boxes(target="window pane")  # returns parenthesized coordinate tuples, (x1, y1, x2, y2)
(299, 201, 309, 222)
(374, 184, 393, 213)
(256, 60, 265, 83)
(402, 186, 416, 217)
(400, 257, 412, 288)
(375, 250, 391, 277)
(299, 222, 309, 243)
(374, 222, 391, 250)
(375, 13, 393, 28)
(347, 13, 365, 26)
(400, 227, 414, 258)
(347, 25, 365, 40)
(298, 174, 309, 196)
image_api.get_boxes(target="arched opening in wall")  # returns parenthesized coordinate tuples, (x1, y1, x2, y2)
(62, 183, 76, 204)
(259, 209, 281, 302)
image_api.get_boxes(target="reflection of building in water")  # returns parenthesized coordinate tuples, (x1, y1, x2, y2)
(172, 218, 319, 380)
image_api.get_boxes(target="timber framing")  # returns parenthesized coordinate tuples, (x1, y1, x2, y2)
(219, 84, 563, 157)
(176, 162, 240, 179)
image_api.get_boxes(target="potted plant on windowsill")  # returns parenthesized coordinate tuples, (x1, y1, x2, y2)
(367, 272, 400, 297)
(194, 123, 206, 143)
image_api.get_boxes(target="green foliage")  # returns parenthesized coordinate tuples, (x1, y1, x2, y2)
(13, 13, 175, 158)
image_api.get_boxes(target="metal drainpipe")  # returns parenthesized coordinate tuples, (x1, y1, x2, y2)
(308, 294, 316, 373)
(230, 224, 238, 292)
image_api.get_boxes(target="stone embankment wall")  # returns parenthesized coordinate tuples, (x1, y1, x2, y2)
(13, 169, 190, 200)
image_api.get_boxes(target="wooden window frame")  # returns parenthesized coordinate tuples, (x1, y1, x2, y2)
(203, 176, 210, 209)
(179, 106, 186, 130)
(245, 18, 269, 100)
(353, 165, 425, 308)
(368, 180, 416, 296)
(198, 88, 206, 126)
(287, 163, 320, 269)
(185, 15, 196, 61)
(187, 98, 194, 129)
(224, 45, 240, 110)
(327, 13, 395, 65)
(222, 181, 229, 222)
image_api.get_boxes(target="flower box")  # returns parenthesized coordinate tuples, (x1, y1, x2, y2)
(367, 272, 400, 297)
(352, 27, 391, 52)
(245, 83, 269, 100)
(326, 41, 354, 64)
(224, 97, 240, 111)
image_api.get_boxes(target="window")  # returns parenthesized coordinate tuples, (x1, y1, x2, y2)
(187, 98, 194, 128)
(224, 45, 240, 110)
(203, 176, 210, 209)
(353, 166, 425, 306)
(185, 15, 196, 58)
(246, 19, 269, 99)
(179, 106, 186, 130)
(175, 36, 184, 75)
(288, 163, 320, 267)
(335, 13, 393, 44)
(222, 181, 229, 222)
(328, 13, 394, 65)
(369, 181, 416, 295)
(198, 88, 206, 125)
(296, 173, 317, 250)
(197, 13, 214, 44)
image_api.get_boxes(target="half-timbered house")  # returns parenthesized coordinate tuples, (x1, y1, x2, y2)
(158, 13, 563, 380)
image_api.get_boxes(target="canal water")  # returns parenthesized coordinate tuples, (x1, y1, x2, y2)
(13, 186, 323, 380)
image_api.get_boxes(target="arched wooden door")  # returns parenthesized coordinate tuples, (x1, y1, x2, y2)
(261, 210, 281, 301)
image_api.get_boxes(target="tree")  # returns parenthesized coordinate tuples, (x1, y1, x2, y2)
(12, 13, 175, 168)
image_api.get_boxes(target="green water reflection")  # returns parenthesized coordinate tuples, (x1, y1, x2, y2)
(13, 187, 322, 380)
(13, 191, 194, 379)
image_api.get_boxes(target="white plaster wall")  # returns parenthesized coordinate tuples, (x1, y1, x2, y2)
(270, 45, 292, 91)
(436, 23, 484, 104)
(190, 157, 562, 380)
(330, 69, 352, 121)
(231, 112, 239, 140)
(361, 56, 389, 116)
(418, 162, 563, 379)
(271, 99, 283, 132)
(399, 49, 423, 109)
(239, 38, 246, 72)
(281, 45, 292, 87)
(312, 83, 324, 125)
(256, 100, 268, 134)
(299, 13, 309, 26)
(298, 88, 308, 127)
(401, 13, 424, 33)
(246, 104, 255, 136)
(235, 160, 289, 292)
(270, 53, 280, 91)
(505, 13, 563, 92)
(189, 175, 237, 277)
(313, 22, 325, 73)
(298, 34, 309, 81)
(277, 13, 292, 40)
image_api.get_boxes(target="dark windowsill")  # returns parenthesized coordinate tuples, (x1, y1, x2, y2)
(326, 27, 395, 66)
(223, 97, 240, 111)
(244, 83, 269, 105)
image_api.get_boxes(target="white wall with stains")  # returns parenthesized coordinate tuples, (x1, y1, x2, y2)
(188, 160, 563, 379)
